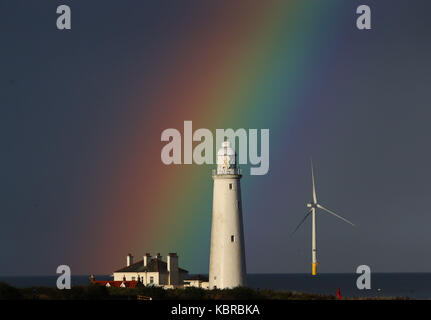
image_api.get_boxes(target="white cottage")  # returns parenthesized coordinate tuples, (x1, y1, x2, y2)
(112, 253, 189, 287)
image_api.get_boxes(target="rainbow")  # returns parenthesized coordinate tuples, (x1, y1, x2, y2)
(75, 1, 349, 274)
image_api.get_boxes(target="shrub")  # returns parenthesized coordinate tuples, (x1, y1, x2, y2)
(0, 282, 22, 300)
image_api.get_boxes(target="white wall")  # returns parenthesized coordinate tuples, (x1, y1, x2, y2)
(209, 175, 247, 289)
(184, 280, 210, 289)
(113, 272, 161, 285)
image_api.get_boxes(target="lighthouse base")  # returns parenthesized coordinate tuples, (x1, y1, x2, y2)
(312, 263, 317, 276)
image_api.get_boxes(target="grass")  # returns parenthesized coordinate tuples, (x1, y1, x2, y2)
(0, 282, 408, 300)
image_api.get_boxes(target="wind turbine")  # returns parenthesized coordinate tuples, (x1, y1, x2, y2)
(292, 159, 355, 276)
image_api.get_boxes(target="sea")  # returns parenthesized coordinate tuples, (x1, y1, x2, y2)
(1, 273, 430, 299)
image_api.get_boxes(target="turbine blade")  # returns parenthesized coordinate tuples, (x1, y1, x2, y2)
(316, 204, 355, 226)
(291, 209, 313, 236)
(311, 159, 317, 203)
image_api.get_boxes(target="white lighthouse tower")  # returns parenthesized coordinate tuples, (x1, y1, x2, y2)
(209, 141, 247, 289)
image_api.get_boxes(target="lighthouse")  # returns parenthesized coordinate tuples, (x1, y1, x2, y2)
(209, 141, 247, 289)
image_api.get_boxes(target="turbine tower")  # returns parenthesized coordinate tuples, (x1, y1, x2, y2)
(292, 159, 355, 276)
(209, 141, 247, 289)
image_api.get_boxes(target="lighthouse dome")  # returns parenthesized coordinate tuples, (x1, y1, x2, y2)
(216, 141, 236, 173)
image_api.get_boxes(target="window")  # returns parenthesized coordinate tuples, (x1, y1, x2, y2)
(229, 183, 232, 190)
(150, 276, 154, 284)
(231, 235, 235, 242)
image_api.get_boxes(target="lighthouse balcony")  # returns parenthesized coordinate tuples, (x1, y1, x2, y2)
(212, 168, 242, 176)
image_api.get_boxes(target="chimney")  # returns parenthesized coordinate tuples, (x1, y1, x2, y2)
(167, 253, 179, 285)
(127, 253, 133, 266)
(144, 253, 151, 267)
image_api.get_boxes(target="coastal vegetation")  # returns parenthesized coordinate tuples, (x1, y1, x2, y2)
(0, 281, 408, 300)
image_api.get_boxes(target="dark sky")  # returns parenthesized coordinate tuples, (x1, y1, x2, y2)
(1, 1, 431, 275)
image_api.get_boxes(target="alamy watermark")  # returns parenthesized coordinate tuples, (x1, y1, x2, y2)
(356, 5, 371, 30)
(161, 121, 269, 175)
(56, 5, 71, 30)
(356, 265, 371, 290)
(56, 265, 71, 289)
(55, 4, 371, 31)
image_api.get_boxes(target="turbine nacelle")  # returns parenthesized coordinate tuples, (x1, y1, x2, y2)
(307, 202, 317, 208)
